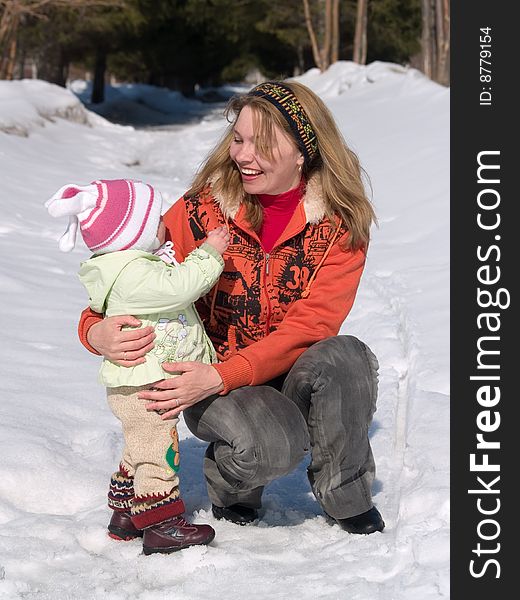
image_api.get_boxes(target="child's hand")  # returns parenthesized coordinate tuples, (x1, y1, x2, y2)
(205, 226, 231, 255)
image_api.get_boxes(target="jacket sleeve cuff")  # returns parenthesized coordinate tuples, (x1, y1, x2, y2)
(212, 355, 253, 394)
(78, 307, 103, 355)
(199, 242, 225, 265)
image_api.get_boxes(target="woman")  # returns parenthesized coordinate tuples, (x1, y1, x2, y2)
(79, 80, 385, 535)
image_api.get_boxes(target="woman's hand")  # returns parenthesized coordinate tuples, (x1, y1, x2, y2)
(87, 315, 155, 366)
(139, 362, 224, 419)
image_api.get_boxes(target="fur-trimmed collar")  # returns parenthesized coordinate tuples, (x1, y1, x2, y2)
(211, 173, 327, 225)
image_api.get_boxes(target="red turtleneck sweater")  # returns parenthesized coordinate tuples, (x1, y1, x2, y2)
(258, 180, 304, 253)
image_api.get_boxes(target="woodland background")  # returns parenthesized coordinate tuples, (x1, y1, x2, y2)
(0, 0, 449, 103)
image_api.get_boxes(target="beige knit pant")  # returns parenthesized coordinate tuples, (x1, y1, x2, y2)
(106, 385, 183, 526)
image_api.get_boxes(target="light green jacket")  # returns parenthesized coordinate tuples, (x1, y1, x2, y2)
(78, 243, 224, 387)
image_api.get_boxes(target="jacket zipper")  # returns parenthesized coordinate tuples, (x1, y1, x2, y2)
(264, 252, 272, 333)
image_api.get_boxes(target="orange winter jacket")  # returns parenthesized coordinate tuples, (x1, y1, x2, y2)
(78, 174, 367, 393)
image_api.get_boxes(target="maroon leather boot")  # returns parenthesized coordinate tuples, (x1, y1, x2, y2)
(142, 515, 215, 555)
(108, 511, 143, 541)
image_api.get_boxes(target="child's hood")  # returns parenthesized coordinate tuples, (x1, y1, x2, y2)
(78, 250, 160, 313)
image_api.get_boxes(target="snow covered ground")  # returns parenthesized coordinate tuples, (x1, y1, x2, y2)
(0, 61, 449, 599)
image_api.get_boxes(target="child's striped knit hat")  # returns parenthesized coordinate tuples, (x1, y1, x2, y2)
(45, 179, 162, 254)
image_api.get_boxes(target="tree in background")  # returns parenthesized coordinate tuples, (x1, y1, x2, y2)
(301, 0, 422, 74)
(2, 0, 447, 92)
(302, 0, 333, 72)
(365, 0, 421, 64)
(256, 0, 311, 76)
(74, 0, 142, 102)
(353, 0, 368, 64)
(0, 0, 122, 81)
(421, 0, 449, 85)
(101, 0, 299, 94)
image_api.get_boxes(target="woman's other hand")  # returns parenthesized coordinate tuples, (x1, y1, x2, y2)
(87, 315, 155, 366)
(139, 362, 224, 419)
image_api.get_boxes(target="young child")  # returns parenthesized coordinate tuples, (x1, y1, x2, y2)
(45, 178, 230, 555)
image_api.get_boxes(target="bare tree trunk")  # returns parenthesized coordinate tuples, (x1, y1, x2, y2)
(49, 47, 68, 86)
(60, 49, 69, 85)
(302, 0, 324, 70)
(4, 27, 17, 79)
(0, 3, 20, 80)
(0, 1, 16, 78)
(320, 0, 332, 69)
(353, 0, 368, 64)
(1, 0, 123, 80)
(302, 0, 336, 72)
(0, 3, 14, 49)
(421, 0, 450, 85)
(293, 43, 305, 76)
(91, 49, 106, 103)
(435, 0, 450, 85)
(331, 0, 339, 63)
(421, 0, 435, 79)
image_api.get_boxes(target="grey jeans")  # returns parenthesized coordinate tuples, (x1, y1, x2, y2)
(183, 335, 379, 520)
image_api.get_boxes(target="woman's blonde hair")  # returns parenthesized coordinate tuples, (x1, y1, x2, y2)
(187, 80, 376, 250)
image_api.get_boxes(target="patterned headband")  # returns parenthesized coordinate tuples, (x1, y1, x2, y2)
(248, 81, 319, 164)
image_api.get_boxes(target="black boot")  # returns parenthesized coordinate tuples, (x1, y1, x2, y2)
(330, 506, 385, 534)
(212, 503, 258, 525)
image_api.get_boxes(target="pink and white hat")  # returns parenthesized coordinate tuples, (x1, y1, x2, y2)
(45, 179, 162, 254)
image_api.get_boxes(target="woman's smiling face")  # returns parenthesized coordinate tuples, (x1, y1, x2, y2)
(229, 105, 304, 196)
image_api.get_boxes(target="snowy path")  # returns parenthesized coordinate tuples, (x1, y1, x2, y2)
(0, 65, 449, 599)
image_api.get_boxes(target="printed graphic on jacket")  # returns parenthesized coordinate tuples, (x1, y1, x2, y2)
(155, 315, 189, 361)
(184, 193, 346, 359)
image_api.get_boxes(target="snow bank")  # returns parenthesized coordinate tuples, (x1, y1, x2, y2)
(0, 79, 94, 136)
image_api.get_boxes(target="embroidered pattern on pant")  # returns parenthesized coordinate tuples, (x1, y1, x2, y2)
(132, 489, 181, 517)
(108, 465, 134, 511)
(165, 426, 180, 473)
